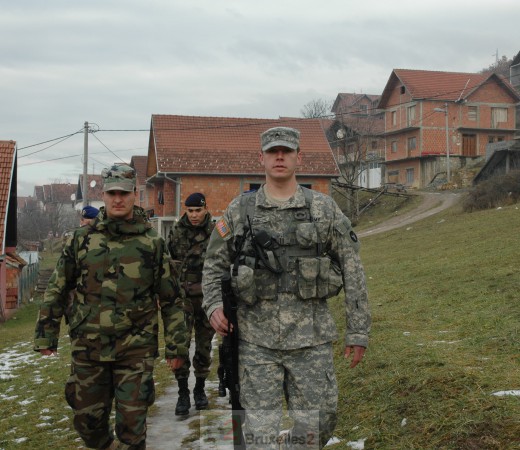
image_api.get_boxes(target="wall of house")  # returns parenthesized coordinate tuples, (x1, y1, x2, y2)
(171, 175, 333, 218)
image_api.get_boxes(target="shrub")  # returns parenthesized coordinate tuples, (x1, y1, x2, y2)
(463, 170, 520, 212)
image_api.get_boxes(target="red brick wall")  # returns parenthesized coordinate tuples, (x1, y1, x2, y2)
(146, 174, 333, 219)
(6, 267, 19, 309)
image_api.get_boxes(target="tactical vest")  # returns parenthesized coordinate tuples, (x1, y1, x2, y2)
(232, 188, 343, 304)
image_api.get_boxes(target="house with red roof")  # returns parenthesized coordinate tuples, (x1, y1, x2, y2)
(75, 174, 104, 210)
(330, 93, 386, 188)
(378, 69, 520, 188)
(0, 140, 26, 320)
(130, 155, 153, 211)
(144, 115, 339, 219)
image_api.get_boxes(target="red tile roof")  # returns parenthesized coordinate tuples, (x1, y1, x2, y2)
(0, 141, 16, 254)
(148, 115, 339, 177)
(379, 69, 520, 108)
(332, 93, 381, 113)
(130, 155, 148, 185)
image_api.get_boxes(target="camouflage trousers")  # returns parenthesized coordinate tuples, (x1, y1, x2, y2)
(239, 341, 338, 450)
(65, 356, 155, 449)
(174, 295, 215, 380)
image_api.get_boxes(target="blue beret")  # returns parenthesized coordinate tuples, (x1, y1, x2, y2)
(185, 193, 206, 207)
(82, 205, 99, 219)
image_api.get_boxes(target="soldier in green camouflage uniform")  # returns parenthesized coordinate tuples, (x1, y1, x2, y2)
(34, 165, 188, 450)
(167, 192, 216, 415)
(202, 127, 371, 449)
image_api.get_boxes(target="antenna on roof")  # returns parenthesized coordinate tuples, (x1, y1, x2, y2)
(456, 78, 471, 103)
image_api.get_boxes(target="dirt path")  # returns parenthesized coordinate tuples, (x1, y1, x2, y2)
(358, 191, 461, 238)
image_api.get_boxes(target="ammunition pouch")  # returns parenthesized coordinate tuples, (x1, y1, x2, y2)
(297, 256, 343, 300)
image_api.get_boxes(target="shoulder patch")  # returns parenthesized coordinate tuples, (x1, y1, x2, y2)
(215, 218, 231, 239)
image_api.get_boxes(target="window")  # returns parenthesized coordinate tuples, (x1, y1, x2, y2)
(400, 86, 406, 95)
(468, 106, 477, 121)
(391, 141, 397, 153)
(407, 105, 416, 126)
(391, 111, 397, 126)
(139, 187, 146, 206)
(407, 136, 416, 151)
(360, 104, 368, 115)
(371, 140, 378, 150)
(491, 107, 508, 128)
(406, 168, 414, 184)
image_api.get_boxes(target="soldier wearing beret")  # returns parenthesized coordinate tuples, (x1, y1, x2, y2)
(35, 164, 188, 450)
(202, 127, 371, 448)
(80, 205, 99, 227)
(167, 192, 216, 415)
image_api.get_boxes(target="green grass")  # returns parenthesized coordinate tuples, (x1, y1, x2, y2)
(330, 202, 520, 449)
(2, 204, 519, 448)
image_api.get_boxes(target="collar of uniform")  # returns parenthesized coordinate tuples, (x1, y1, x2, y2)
(257, 185, 307, 209)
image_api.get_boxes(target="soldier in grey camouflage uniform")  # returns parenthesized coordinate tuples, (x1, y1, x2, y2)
(167, 192, 216, 415)
(34, 164, 188, 450)
(202, 127, 371, 449)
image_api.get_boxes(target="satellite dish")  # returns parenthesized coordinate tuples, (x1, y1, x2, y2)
(90, 180, 97, 188)
(336, 128, 346, 139)
(70, 193, 76, 201)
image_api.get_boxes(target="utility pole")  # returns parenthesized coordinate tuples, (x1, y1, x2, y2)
(83, 121, 89, 206)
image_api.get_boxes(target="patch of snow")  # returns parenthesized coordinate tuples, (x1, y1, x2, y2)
(18, 399, 35, 406)
(403, 332, 411, 336)
(325, 436, 341, 446)
(492, 390, 520, 397)
(401, 418, 407, 427)
(346, 438, 366, 449)
(12, 437, 28, 444)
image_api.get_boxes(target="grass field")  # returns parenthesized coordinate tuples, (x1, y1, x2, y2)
(1, 198, 519, 449)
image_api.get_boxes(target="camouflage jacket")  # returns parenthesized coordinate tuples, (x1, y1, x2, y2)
(202, 185, 371, 350)
(34, 206, 189, 361)
(168, 212, 214, 285)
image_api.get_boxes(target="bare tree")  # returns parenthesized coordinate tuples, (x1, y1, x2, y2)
(301, 98, 333, 118)
(480, 54, 513, 78)
(328, 115, 385, 219)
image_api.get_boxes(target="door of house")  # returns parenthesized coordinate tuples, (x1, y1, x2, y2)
(462, 134, 477, 156)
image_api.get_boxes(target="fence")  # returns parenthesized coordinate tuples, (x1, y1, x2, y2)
(18, 251, 40, 305)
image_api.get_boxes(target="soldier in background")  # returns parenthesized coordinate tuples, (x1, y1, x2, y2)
(34, 164, 188, 450)
(168, 192, 216, 415)
(202, 127, 371, 449)
(79, 205, 99, 227)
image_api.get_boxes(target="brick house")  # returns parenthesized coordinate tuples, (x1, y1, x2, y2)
(0, 140, 25, 320)
(378, 69, 520, 188)
(330, 93, 385, 188)
(75, 174, 104, 210)
(332, 93, 383, 118)
(145, 115, 339, 219)
(130, 155, 154, 211)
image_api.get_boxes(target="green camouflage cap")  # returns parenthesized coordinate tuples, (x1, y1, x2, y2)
(261, 127, 300, 152)
(101, 164, 136, 192)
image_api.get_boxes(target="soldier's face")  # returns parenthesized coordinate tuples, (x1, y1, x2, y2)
(102, 190, 136, 220)
(260, 146, 301, 182)
(186, 206, 207, 226)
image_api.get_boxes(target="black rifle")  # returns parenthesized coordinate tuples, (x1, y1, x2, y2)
(217, 272, 245, 449)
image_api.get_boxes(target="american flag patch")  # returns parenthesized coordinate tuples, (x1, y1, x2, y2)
(215, 218, 230, 238)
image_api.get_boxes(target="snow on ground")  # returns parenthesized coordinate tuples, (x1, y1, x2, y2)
(1, 330, 517, 449)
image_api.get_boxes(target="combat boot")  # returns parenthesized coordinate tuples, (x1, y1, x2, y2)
(175, 378, 191, 416)
(193, 377, 209, 410)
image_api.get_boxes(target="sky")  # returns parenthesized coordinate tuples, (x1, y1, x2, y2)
(2, 0, 519, 197)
